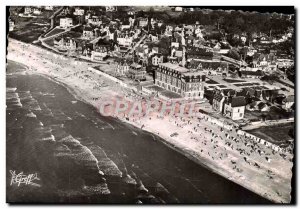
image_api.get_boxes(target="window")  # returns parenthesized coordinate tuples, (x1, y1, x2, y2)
(240, 113, 243, 117)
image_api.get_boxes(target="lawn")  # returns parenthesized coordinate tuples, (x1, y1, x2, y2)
(43, 31, 83, 48)
(247, 123, 294, 147)
(43, 38, 55, 46)
(234, 83, 260, 87)
(9, 21, 49, 43)
(217, 85, 227, 88)
(9, 9, 54, 43)
(244, 106, 294, 121)
(223, 78, 246, 83)
(44, 28, 65, 37)
(205, 79, 219, 84)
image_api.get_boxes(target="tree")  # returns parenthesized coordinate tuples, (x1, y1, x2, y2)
(158, 36, 170, 56)
(261, 73, 279, 84)
(226, 49, 241, 60)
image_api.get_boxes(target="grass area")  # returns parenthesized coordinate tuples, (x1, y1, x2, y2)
(9, 21, 49, 43)
(234, 82, 261, 87)
(44, 28, 65, 37)
(244, 106, 294, 121)
(223, 78, 246, 83)
(205, 79, 219, 84)
(159, 90, 182, 98)
(217, 85, 227, 88)
(43, 31, 83, 48)
(247, 123, 294, 147)
(9, 9, 54, 43)
(43, 38, 55, 46)
(66, 31, 83, 39)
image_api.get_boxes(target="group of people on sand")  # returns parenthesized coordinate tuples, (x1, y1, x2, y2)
(114, 88, 291, 181)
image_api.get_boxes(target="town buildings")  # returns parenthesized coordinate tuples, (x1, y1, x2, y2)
(128, 63, 146, 81)
(105, 6, 117, 12)
(139, 18, 148, 28)
(24, 7, 33, 15)
(73, 7, 85, 16)
(91, 45, 109, 61)
(60, 17, 73, 28)
(212, 90, 247, 120)
(44, 6, 54, 10)
(9, 19, 15, 32)
(82, 25, 95, 39)
(87, 16, 102, 26)
(223, 96, 247, 120)
(252, 53, 278, 72)
(115, 61, 130, 76)
(54, 37, 77, 51)
(151, 54, 164, 67)
(117, 31, 133, 47)
(187, 59, 229, 76)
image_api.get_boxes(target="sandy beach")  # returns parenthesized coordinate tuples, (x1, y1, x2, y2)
(7, 38, 293, 203)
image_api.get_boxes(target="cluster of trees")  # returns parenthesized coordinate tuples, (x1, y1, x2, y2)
(146, 36, 171, 57)
(261, 72, 281, 84)
(176, 10, 293, 37)
(136, 8, 293, 42)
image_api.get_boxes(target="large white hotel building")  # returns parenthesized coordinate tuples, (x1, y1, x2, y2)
(155, 63, 206, 99)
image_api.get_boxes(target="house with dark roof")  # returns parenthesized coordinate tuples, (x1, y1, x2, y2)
(212, 89, 247, 120)
(151, 53, 163, 66)
(212, 90, 225, 113)
(223, 96, 247, 120)
(91, 44, 109, 61)
(128, 63, 146, 81)
(82, 25, 95, 40)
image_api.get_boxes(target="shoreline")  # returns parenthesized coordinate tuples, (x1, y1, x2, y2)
(6, 38, 293, 203)
(12, 68, 268, 202)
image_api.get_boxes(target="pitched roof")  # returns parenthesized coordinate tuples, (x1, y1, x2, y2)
(175, 50, 183, 57)
(257, 102, 268, 110)
(186, 30, 193, 36)
(135, 46, 144, 53)
(159, 62, 188, 73)
(165, 31, 173, 36)
(228, 96, 246, 107)
(187, 35, 195, 40)
(220, 88, 233, 95)
(83, 25, 93, 31)
(213, 92, 224, 102)
(130, 63, 142, 69)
